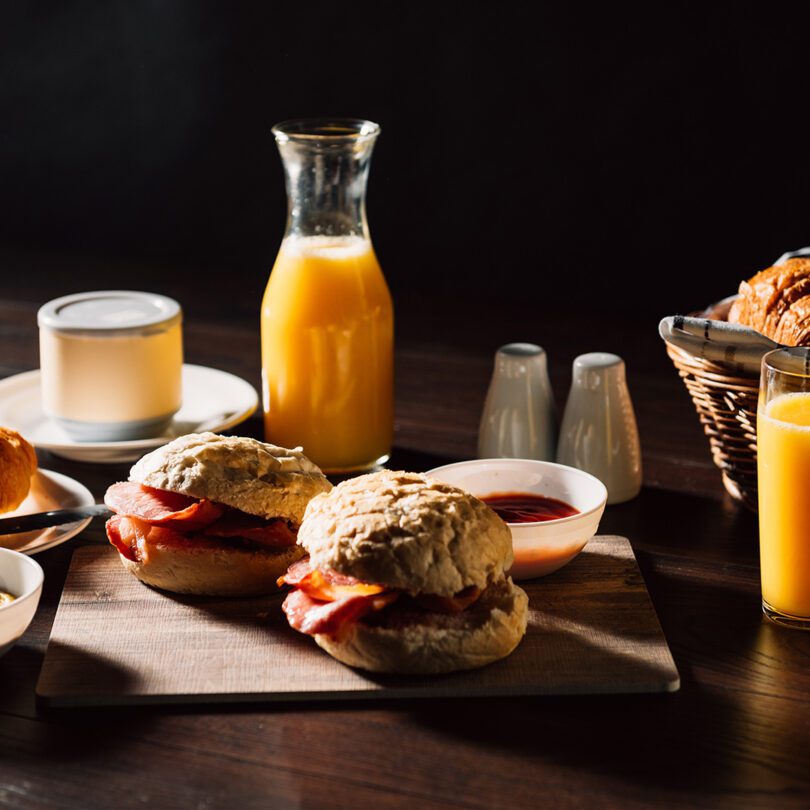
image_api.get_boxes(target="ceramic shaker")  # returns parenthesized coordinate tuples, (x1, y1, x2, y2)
(478, 343, 556, 461)
(556, 352, 642, 504)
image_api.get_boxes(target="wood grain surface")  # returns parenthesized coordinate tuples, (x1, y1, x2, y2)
(0, 275, 809, 809)
(36, 537, 678, 706)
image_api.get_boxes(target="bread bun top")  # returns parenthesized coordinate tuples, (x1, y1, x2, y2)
(129, 432, 331, 523)
(728, 258, 810, 345)
(298, 470, 513, 597)
(0, 427, 37, 514)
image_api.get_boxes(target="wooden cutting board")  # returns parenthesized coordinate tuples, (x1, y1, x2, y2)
(36, 536, 679, 707)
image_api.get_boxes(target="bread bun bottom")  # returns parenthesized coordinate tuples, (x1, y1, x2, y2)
(314, 577, 529, 674)
(118, 541, 306, 597)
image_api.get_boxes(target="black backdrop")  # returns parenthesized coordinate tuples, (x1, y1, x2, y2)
(2, 2, 809, 317)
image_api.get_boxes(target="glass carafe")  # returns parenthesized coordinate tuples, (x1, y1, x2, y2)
(261, 119, 393, 473)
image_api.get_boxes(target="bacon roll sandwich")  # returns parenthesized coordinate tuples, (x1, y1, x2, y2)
(279, 470, 528, 674)
(104, 432, 331, 596)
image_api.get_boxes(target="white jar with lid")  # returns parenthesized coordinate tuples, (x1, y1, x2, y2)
(38, 291, 183, 441)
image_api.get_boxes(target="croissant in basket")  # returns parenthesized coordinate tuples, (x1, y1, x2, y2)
(728, 258, 810, 345)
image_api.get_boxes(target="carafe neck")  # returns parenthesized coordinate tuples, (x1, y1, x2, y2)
(273, 119, 380, 241)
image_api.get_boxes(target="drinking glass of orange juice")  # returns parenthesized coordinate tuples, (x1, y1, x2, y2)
(262, 119, 393, 473)
(758, 347, 810, 629)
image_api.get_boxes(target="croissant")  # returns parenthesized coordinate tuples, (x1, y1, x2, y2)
(728, 258, 810, 346)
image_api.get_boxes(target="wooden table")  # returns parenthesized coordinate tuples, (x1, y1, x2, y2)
(0, 273, 808, 809)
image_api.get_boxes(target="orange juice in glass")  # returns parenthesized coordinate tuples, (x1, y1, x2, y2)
(261, 119, 393, 472)
(757, 347, 810, 628)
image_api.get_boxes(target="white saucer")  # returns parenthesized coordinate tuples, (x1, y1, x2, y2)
(0, 364, 259, 463)
(0, 469, 95, 555)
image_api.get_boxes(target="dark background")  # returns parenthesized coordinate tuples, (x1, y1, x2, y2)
(1, 2, 809, 320)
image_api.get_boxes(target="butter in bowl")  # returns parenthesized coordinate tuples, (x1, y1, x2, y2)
(38, 291, 183, 442)
(427, 458, 607, 580)
(0, 547, 44, 657)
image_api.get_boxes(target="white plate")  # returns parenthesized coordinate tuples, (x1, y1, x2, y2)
(0, 469, 95, 555)
(0, 364, 259, 463)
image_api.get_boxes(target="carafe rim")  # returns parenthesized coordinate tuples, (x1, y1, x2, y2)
(272, 118, 380, 144)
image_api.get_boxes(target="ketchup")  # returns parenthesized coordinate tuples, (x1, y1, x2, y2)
(482, 492, 579, 523)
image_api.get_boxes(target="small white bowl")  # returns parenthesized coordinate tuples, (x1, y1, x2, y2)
(426, 458, 607, 580)
(0, 548, 44, 657)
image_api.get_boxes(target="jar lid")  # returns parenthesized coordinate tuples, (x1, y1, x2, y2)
(38, 291, 182, 335)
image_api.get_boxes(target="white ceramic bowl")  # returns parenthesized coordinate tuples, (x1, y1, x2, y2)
(426, 458, 608, 580)
(0, 548, 44, 657)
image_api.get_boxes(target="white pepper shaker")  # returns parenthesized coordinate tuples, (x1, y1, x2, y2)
(478, 343, 556, 461)
(556, 352, 642, 504)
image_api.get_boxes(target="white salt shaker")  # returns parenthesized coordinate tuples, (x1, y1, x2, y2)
(556, 352, 642, 504)
(478, 343, 556, 461)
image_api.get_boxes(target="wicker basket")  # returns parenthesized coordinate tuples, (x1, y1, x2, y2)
(666, 342, 759, 510)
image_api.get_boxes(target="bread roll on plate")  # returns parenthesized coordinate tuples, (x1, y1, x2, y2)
(104, 432, 331, 596)
(0, 428, 37, 514)
(279, 470, 528, 674)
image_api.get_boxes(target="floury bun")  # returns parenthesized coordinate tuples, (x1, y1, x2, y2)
(279, 470, 528, 674)
(104, 432, 331, 596)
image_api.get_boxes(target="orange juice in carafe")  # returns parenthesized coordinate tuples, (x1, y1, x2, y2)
(261, 234, 393, 471)
(261, 119, 393, 472)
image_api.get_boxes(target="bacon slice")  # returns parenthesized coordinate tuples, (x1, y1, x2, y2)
(106, 515, 137, 562)
(415, 585, 481, 614)
(105, 482, 225, 530)
(277, 556, 385, 599)
(280, 557, 316, 586)
(107, 513, 288, 564)
(278, 556, 483, 640)
(204, 511, 297, 548)
(282, 588, 399, 636)
(106, 515, 197, 562)
(301, 570, 387, 601)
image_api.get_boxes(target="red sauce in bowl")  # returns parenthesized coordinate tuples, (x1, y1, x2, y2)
(482, 492, 579, 523)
